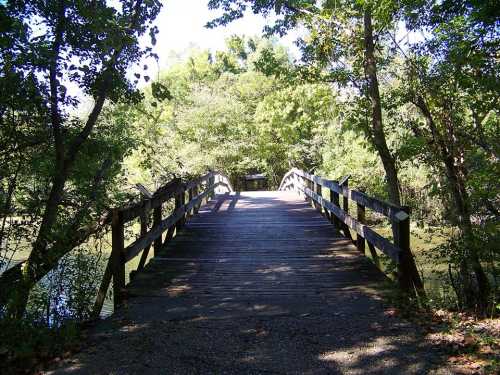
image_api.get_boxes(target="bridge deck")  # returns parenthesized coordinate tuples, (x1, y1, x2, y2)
(49, 191, 450, 374)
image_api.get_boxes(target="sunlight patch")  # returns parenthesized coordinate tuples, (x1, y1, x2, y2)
(165, 284, 192, 296)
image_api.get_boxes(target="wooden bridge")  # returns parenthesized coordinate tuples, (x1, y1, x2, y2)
(49, 170, 450, 374)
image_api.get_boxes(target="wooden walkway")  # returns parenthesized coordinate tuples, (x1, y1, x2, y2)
(128, 191, 386, 304)
(48, 191, 450, 374)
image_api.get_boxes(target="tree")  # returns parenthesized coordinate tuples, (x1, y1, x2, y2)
(396, 0, 499, 310)
(255, 83, 336, 185)
(0, 0, 162, 318)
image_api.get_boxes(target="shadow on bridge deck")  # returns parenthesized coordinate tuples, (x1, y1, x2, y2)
(46, 191, 451, 374)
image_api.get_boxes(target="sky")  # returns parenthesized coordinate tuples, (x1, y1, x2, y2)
(139, 0, 301, 77)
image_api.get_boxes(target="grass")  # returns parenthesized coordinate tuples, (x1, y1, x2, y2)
(0, 318, 82, 375)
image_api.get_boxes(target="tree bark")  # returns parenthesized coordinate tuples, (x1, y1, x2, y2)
(362, 8, 401, 206)
(1, 158, 112, 316)
(362, 8, 425, 296)
(413, 95, 491, 310)
(0, 0, 149, 317)
(2, 87, 107, 317)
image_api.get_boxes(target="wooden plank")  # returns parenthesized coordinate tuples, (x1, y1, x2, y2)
(290, 169, 408, 222)
(348, 190, 408, 222)
(356, 203, 366, 254)
(124, 184, 218, 262)
(124, 191, 394, 325)
(300, 186, 401, 263)
(124, 206, 187, 262)
(92, 261, 111, 318)
(111, 208, 125, 308)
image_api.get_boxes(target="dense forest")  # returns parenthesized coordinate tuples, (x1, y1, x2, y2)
(0, 0, 498, 372)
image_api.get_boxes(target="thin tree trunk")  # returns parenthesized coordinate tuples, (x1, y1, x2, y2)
(362, 8, 401, 206)
(2, 89, 108, 317)
(413, 95, 491, 310)
(1, 158, 112, 316)
(0, 0, 147, 317)
(362, 8, 425, 296)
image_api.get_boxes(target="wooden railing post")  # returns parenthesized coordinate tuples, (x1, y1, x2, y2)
(281, 168, 424, 296)
(315, 180, 323, 214)
(339, 176, 353, 241)
(395, 206, 412, 291)
(193, 184, 200, 214)
(342, 178, 349, 214)
(92, 262, 111, 319)
(208, 173, 215, 200)
(153, 202, 162, 256)
(301, 175, 307, 200)
(356, 203, 366, 254)
(394, 206, 424, 295)
(308, 177, 314, 206)
(330, 187, 340, 230)
(163, 188, 180, 245)
(188, 187, 194, 217)
(295, 173, 302, 197)
(111, 208, 125, 309)
(137, 199, 151, 272)
(174, 185, 186, 230)
(180, 185, 186, 226)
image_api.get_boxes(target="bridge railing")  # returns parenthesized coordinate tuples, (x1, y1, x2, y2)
(92, 171, 233, 317)
(279, 168, 423, 294)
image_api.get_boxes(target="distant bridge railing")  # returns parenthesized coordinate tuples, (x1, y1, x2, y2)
(92, 171, 233, 317)
(279, 168, 423, 295)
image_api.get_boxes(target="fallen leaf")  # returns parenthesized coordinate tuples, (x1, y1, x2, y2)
(463, 334, 476, 346)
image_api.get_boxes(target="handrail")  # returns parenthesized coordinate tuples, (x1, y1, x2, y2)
(92, 171, 232, 317)
(279, 168, 423, 294)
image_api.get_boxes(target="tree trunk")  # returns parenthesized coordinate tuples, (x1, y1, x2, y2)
(0, 0, 150, 318)
(362, 8, 424, 296)
(362, 8, 401, 206)
(1, 95, 108, 317)
(413, 95, 490, 310)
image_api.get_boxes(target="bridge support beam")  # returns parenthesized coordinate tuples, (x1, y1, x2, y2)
(356, 203, 366, 254)
(111, 208, 125, 308)
(314, 181, 322, 214)
(394, 206, 424, 295)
